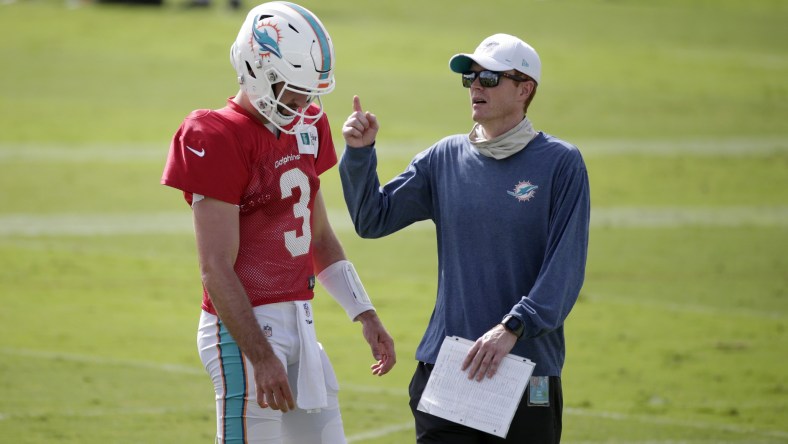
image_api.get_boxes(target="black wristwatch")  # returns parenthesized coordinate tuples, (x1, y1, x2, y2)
(501, 314, 524, 339)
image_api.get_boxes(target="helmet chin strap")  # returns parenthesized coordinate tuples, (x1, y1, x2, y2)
(273, 106, 297, 126)
(256, 101, 296, 133)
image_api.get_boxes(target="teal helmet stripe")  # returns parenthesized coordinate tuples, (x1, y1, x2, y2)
(282, 2, 332, 80)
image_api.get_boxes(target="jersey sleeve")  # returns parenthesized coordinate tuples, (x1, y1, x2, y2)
(161, 109, 250, 206)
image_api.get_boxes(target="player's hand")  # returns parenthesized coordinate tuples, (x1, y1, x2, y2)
(253, 354, 296, 412)
(357, 310, 396, 376)
(342, 95, 379, 148)
(462, 324, 517, 381)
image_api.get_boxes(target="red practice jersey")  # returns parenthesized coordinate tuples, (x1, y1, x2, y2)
(161, 98, 337, 314)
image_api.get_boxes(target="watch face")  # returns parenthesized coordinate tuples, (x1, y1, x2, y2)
(504, 316, 523, 337)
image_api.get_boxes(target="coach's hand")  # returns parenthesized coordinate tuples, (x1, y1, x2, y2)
(357, 310, 396, 376)
(462, 324, 517, 381)
(343, 95, 379, 148)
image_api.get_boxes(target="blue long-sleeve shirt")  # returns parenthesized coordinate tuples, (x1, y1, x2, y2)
(339, 132, 590, 376)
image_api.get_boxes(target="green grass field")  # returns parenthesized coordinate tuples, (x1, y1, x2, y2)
(1, 0, 786, 442)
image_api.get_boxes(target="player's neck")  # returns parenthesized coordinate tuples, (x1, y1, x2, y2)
(233, 93, 281, 137)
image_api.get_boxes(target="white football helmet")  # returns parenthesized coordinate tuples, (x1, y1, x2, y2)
(230, 2, 335, 133)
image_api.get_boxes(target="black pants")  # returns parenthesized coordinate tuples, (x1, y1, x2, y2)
(409, 362, 562, 443)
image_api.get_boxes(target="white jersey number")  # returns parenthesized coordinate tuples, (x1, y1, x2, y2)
(280, 168, 311, 257)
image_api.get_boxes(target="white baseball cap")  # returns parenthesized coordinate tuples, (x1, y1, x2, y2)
(449, 33, 541, 84)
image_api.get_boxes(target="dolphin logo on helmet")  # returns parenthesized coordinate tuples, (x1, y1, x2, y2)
(252, 23, 282, 59)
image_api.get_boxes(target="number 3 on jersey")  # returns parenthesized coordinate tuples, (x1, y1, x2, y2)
(280, 168, 311, 257)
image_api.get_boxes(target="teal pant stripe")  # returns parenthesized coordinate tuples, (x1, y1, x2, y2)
(218, 321, 247, 443)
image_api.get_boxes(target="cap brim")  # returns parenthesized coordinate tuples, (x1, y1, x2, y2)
(449, 53, 512, 73)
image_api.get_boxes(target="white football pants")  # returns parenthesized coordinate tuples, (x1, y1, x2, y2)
(197, 301, 346, 444)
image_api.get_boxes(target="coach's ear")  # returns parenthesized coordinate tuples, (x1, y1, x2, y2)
(518, 79, 535, 101)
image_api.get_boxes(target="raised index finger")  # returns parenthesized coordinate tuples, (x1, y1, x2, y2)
(352, 95, 363, 113)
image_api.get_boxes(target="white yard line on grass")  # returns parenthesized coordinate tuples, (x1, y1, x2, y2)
(0, 136, 786, 162)
(591, 206, 788, 228)
(0, 144, 166, 163)
(0, 212, 194, 236)
(565, 407, 788, 440)
(567, 441, 783, 444)
(578, 136, 788, 157)
(0, 347, 205, 376)
(1, 347, 786, 440)
(0, 206, 786, 236)
(346, 422, 414, 443)
(342, 383, 409, 397)
(0, 406, 208, 421)
(0, 347, 406, 395)
(381, 137, 788, 159)
(584, 292, 785, 320)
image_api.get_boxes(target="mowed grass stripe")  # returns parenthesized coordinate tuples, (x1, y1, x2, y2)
(0, 206, 786, 236)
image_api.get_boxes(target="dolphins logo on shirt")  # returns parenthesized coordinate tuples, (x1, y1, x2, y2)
(508, 181, 538, 202)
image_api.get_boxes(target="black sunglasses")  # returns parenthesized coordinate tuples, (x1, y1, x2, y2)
(461, 70, 530, 88)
